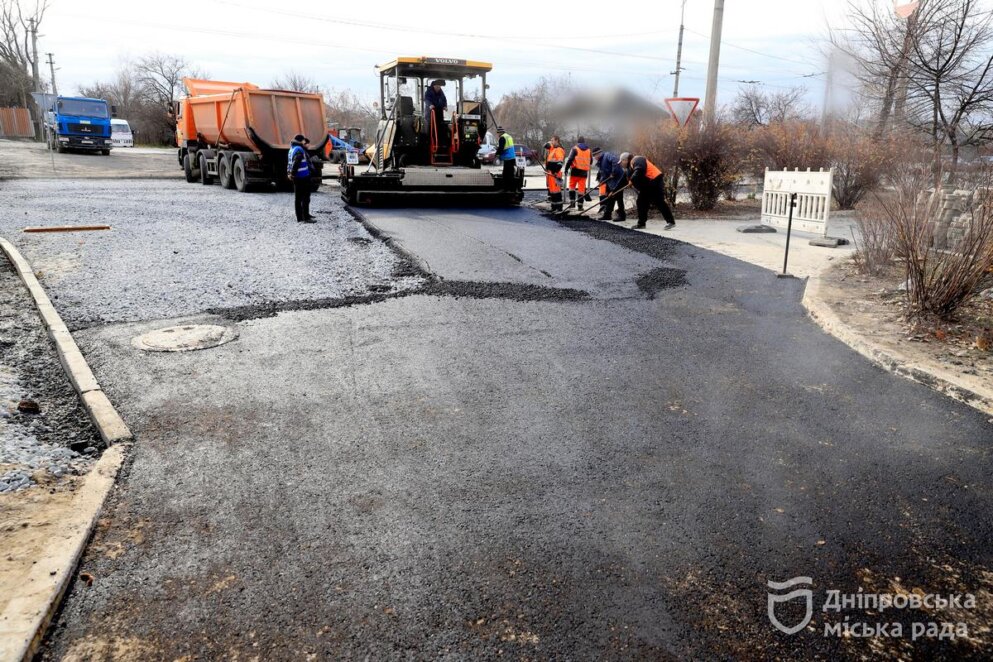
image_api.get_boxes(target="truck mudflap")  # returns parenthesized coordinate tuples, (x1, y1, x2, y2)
(341, 166, 524, 207)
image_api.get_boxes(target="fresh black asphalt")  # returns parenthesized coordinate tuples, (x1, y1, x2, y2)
(14, 184, 992, 659)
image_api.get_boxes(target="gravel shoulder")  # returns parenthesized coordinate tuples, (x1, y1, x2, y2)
(0, 139, 180, 180)
(0, 254, 102, 615)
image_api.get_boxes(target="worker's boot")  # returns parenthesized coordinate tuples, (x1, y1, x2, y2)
(568, 190, 576, 209)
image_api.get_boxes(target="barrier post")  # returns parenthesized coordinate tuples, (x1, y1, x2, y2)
(780, 192, 797, 277)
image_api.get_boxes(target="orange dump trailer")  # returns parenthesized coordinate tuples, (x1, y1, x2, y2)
(176, 78, 329, 192)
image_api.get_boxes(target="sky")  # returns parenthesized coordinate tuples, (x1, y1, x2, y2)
(39, 0, 855, 110)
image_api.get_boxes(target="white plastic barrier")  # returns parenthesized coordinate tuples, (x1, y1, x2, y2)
(761, 168, 834, 236)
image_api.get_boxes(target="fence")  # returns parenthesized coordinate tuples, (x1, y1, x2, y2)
(0, 107, 34, 138)
(761, 167, 834, 236)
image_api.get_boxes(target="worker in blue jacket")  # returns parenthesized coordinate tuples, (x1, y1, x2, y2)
(287, 134, 315, 223)
(593, 148, 627, 222)
(424, 79, 449, 149)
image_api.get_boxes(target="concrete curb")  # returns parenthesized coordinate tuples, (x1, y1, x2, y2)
(0, 237, 132, 662)
(803, 275, 993, 418)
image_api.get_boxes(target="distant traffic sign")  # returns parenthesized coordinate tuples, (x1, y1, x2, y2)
(665, 98, 700, 128)
(894, 1, 919, 18)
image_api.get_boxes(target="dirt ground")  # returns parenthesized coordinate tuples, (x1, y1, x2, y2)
(0, 139, 181, 180)
(0, 477, 81, 615)
(818, 260, 993, 391)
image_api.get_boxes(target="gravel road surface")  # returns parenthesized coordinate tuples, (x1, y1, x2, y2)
(18, 184, 993, 659)
(0, 139, 181, 180)
(0, 180, 423, 329)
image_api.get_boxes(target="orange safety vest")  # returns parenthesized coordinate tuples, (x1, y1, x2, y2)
(572, 147, 592, 171)
(644, 159, 663, 180)
(545, 145, 565, 167)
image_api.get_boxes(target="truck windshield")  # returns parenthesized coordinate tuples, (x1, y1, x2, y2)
(57, 99, 109, 118)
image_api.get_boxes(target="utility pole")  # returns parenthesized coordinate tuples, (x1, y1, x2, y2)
(46, 53, 58, 97)
(672, 0, 688, 97)
(29, 18, 42, 139)
(821, 49, 835, 130)
(704, 0, 725, 124)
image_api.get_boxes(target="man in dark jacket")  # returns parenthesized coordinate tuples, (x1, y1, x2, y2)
(424, 79, 449, 149)
(620, 152, 675, 230)
(593, 148, 627, 222)
(287, 134, 315, 223)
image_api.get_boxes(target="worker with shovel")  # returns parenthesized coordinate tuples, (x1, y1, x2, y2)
(543, 135, 566, 213)
(564, 136, 592, 212)
(620, 152, 675, 230)
(592, 147, 627, 222)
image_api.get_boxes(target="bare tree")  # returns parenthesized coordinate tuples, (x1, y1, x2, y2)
(271, 71, 319, 93)
(324, 88, 378, 137)
(0, 0, 47, 110)
(135, 53, 190, 107)
(493, 76, 574, 147)
(732, 85, 810, 127)
(842, 0, 993, 181)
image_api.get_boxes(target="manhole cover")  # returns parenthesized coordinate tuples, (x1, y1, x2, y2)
(131, 324, 238, 353)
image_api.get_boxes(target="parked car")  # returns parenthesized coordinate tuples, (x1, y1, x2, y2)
(514, 144, 539, 165)
(476, 142, 497, 164)
(110, 118, 134, 147)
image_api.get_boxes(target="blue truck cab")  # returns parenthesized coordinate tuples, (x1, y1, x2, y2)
(44, 96, 114, 155)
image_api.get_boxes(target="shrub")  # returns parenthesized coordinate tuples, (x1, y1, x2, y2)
(872, 162, 993, 320)
(827, 123, 899, 210)
(678, 122, 742, 211)
(852, 197, 896, 276)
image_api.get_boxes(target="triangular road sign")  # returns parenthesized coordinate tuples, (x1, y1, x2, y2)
(894, 1, 919, 18)
(665, 98, 700, 128)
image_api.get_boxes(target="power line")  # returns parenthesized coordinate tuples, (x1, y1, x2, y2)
(683, 26, 822, 68)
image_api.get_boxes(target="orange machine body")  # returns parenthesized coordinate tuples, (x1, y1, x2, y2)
(178, 78, 327, 153)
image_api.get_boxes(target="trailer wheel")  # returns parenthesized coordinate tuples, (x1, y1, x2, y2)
(199, 153, 213, 185)
(183, 153, 199, 183)
(218, 154, 235, 189)
(233, 157, 249, 192)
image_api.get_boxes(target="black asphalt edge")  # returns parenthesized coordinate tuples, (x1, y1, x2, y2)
(201, 205, 591, 323)
(803, 276, 993, 418)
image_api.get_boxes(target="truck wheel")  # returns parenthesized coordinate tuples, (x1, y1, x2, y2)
(101, 149, 111, 156)
(233, 158, 249, 192)
(218, 154, 235, 189)
(199, 153, 213, 185)
(55, 142, 65, 154)
(183, 153, 199, 183)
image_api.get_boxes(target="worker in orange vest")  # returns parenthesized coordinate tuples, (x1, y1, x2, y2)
(620, 152, 675, 230)
(564, 136, 592, 211)
(543, 135, 566, 212)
